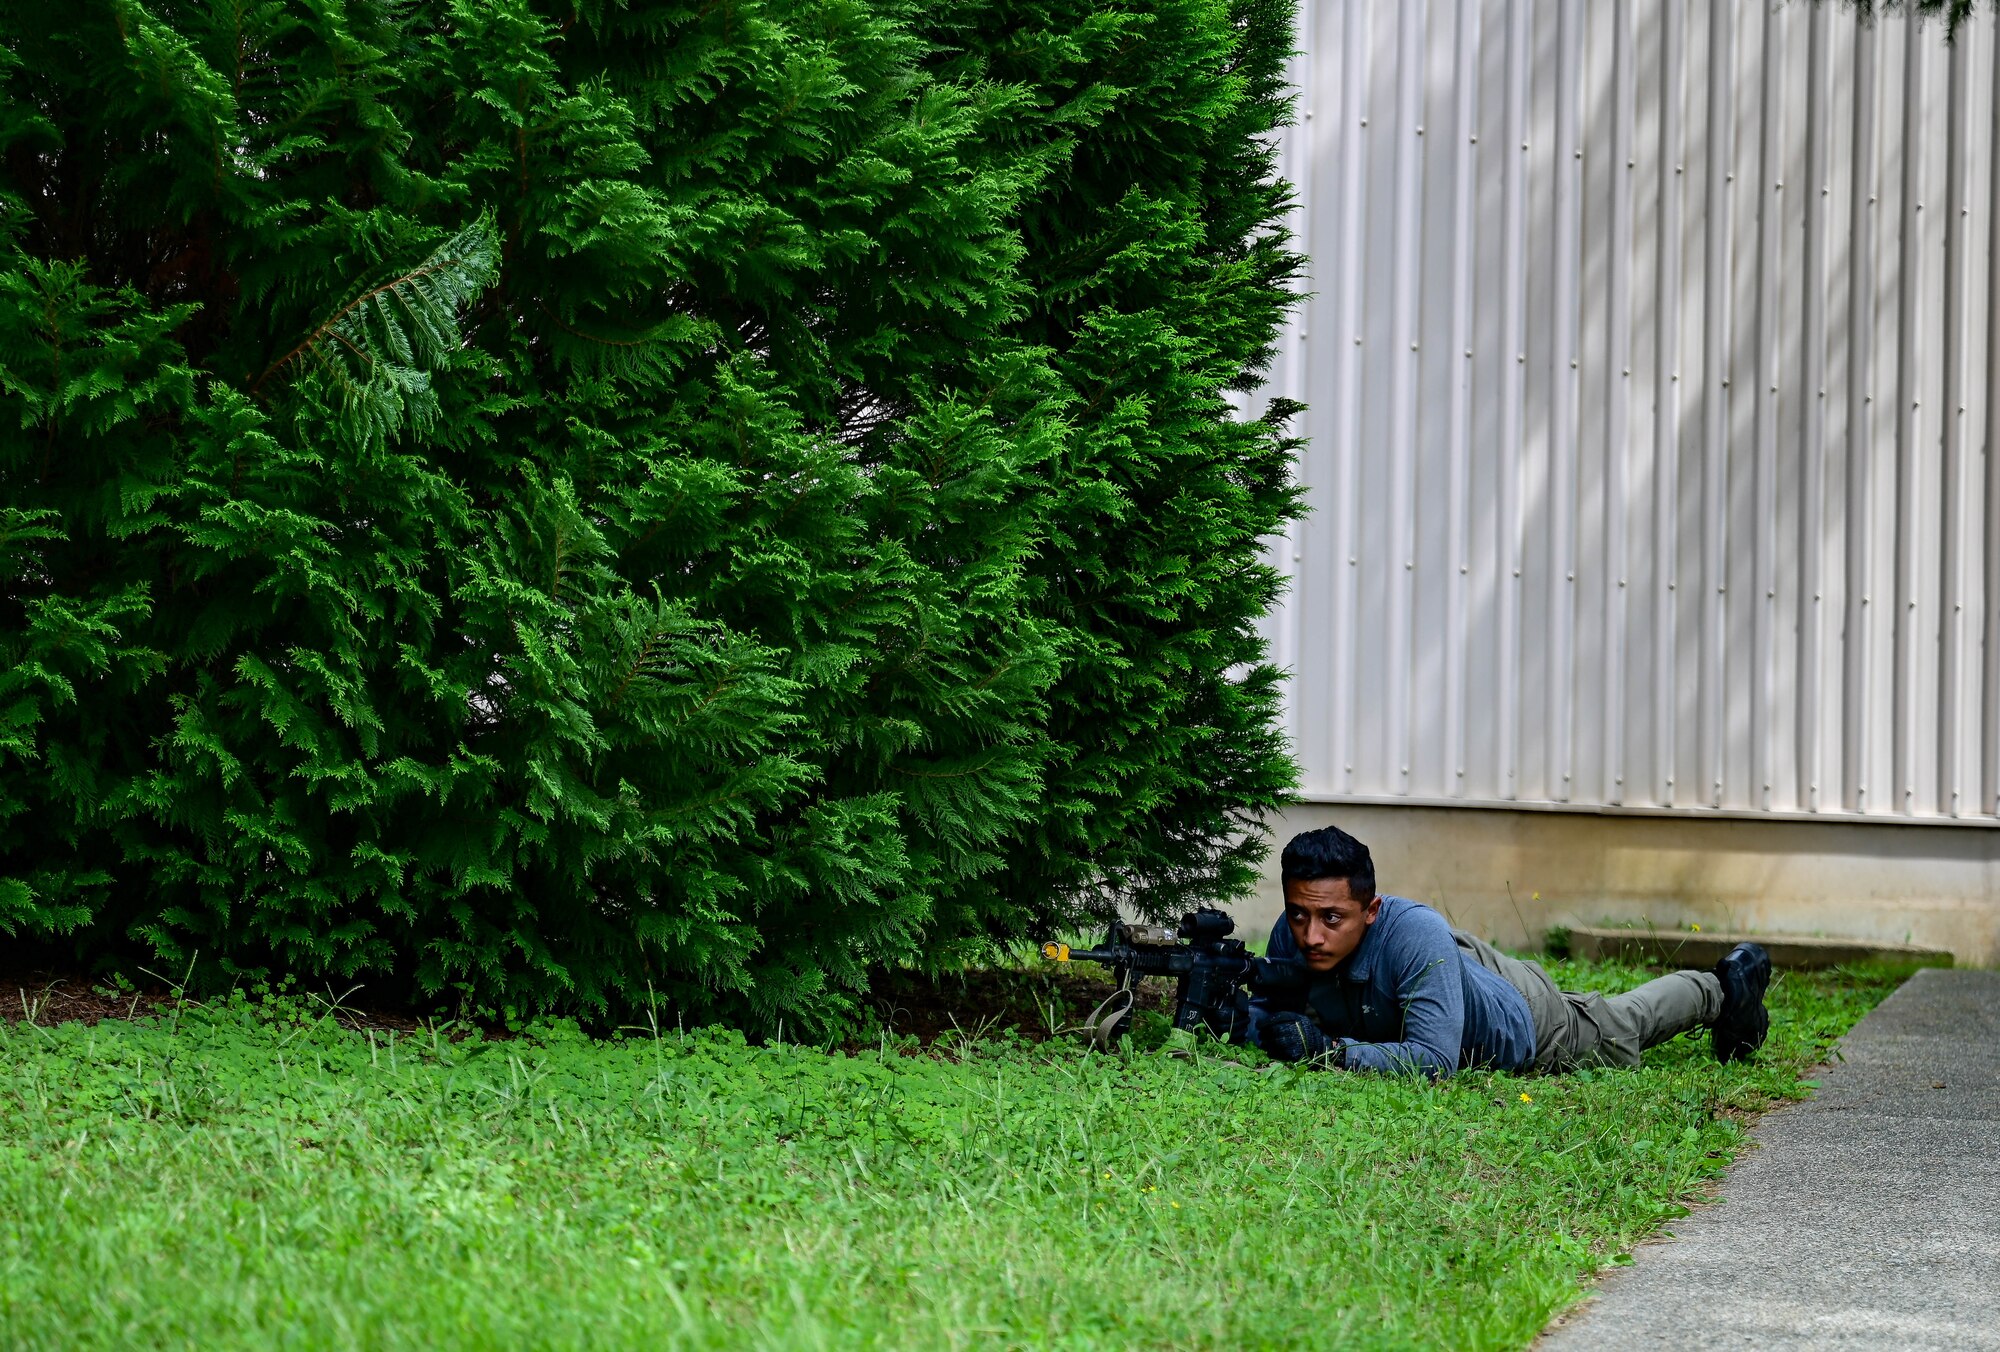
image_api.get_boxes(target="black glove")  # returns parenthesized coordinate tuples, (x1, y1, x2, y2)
(1261, 1011, 1344, 1067)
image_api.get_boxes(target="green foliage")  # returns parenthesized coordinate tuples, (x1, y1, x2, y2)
(0, 0, 1302, 1027)
(0, 962, 1900, 1348)
(256, 215, 503, 448)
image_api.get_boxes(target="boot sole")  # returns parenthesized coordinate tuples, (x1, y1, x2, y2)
(1713, 943, 1772, 1063)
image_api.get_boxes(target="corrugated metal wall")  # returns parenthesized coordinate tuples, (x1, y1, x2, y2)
(1258, 0, 2000, 824)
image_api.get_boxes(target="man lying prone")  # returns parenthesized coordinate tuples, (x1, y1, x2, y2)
(1252, 826, 1771, 1076)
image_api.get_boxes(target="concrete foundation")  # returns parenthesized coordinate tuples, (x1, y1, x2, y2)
(1565, 925, 1952, 970)
(1246, 804, 2000, 966)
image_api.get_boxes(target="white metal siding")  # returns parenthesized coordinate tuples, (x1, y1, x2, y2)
(1260, 0, 2000, 824)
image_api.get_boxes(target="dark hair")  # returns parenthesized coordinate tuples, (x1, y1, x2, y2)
(1280, 825, 1376, 900)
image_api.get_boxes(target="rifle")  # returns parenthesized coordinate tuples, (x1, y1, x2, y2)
(1042, 907, 1310, 1050)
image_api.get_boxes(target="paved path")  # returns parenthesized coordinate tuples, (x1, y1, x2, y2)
(1541, 968, 2000, 1351)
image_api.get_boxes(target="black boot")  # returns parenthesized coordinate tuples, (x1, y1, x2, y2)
(1712, 942, 1772, 1063)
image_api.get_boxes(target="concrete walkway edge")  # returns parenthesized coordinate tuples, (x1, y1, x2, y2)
(1539, 967, 2000, 1351)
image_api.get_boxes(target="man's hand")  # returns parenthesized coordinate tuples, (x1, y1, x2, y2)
(1261, 1011, 1344, 1068)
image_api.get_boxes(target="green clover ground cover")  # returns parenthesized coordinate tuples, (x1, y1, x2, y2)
(0, 961, 1897, 1350)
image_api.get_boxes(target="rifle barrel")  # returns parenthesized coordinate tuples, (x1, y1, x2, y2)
(1056, 946, 1127, 966)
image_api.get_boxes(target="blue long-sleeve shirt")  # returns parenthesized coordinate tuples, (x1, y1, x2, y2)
(1252, 895, 1536, 1077)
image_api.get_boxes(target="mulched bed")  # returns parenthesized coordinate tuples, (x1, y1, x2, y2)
(865, 962, 1174, 1046)
(1, 968, 441, 1036)
(4, 971, 182, 1028)
(3, 960, 1176, 1049)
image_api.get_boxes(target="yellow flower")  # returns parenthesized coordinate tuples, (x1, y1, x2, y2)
(1170, 1201, 1180, 1209)
(1690, 923, 1701, 932)
(1519, 1092, 1533, 1103)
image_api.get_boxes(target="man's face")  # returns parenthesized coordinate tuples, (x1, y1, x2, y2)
(1283, 877, 1381, 972)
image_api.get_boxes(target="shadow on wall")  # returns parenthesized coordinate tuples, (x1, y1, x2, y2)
(1249, 803, 2000, 965)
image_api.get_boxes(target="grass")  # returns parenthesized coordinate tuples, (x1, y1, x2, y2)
(0, 958, 1901, 1351)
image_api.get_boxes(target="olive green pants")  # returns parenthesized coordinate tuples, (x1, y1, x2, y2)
(1452, 932, 1723, 1071)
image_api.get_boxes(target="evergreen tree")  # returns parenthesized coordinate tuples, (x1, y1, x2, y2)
(0, 0, 1300, 1029)
(927, 0, 1305, 944)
